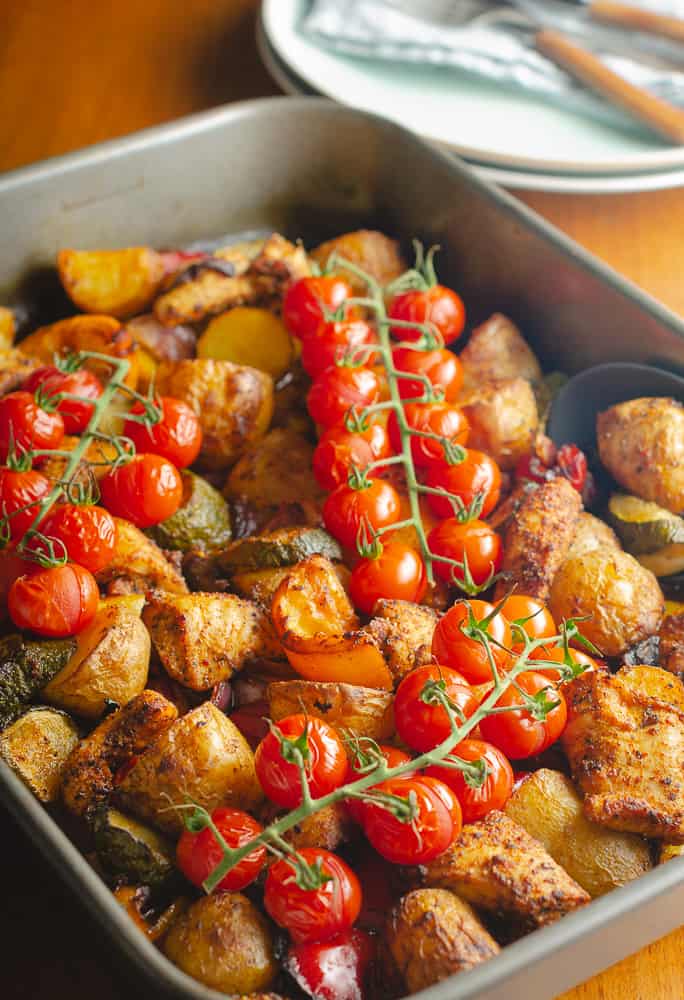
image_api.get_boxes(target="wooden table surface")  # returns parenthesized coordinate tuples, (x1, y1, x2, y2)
(1, 2, 683, 998)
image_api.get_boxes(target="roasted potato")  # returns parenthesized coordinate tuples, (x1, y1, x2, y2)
(268, 679, 394, 740)
(38, 433, 121, 483)
(224, 427, 324, 511)
(459, 313, 542, 391)
(385, 888, 500, 993)
(261, 801, 353, 854)
(549, 546, 664, 657)
(567, 512, 621, 559)
(461, 377, 538, 471)
(0, 347, 38, 396)
(95, 518, 188, 595)
(310, 230, 406, 291)
(197, 307, 294, 379)
(659, 612, 684, 680)
(18, 315, 139, 387)
(155, 358, 274, 472)
(116, 703, 262, 834)
(366, 599, 438, 686)
(504, 769, 651, 897)
(58, 248, 166, 318)
(163, 893, 277, 995)
(0, 707, 79, 803)
(0, 306, 15, 349)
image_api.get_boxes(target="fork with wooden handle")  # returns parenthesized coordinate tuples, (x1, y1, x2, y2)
(587, 1, 684, 45)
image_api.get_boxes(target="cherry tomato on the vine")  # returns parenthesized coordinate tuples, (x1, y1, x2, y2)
(39, 503, 117, 575)
(345, 744, 414, 824)
(425, 738, 514, 823)
(0, 466, 51, 541)
(427, 518, 502, 587)
(176, 807, 266, 892)
(307, 366, 379, 430)
(301, 318, 375, 378)
(499, 595, 556, 644)
(392, 347, 463, 402)
(323, 478, 401, 550)
(285, 929, 375, 1000)
(283, 275, 354, 341)
(123, 396, 202, 469)
(431, 599, 512, 685)
(0, 547, 37, 609)
(388, 402, 469, 469)
(312, 421, 391, 492)
(393, 663, 478, 753)
(24, 365, 103, 434)
(255, 713, 348, 809)
(425, 449, 501, 519)
(8, 562, 99, 637)
(0, 391, 64, 461)
(478, 670, 568, 759)
(350, 542, 426, 616)
(389, 285, 465, 346)
(361, 776, 458, 864)
(264, 848, 362, 944)
(100, 453, 183, 529)
(529, 643, 600, 679)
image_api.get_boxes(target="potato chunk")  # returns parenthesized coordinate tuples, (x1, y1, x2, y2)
(268, 679, 394, 740)
(459, 313, 542, 391)
(95, 518, 188, 595)
(0, 707, 79, 803)
(224, 427, 324, 511)
(310, 230, 406, 291)
(461, 377, 538, 471)
(58, 248, 165, 318)
(567, 512, 621, 559)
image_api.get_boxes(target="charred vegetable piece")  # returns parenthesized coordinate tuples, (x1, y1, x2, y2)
(0, 706, 79, 802)
(93, 806, 176, 889)
(607, 494, 684, 555)
(0, 635, 76, 729)
(220, 527, 341, 572)
(149, 471, 232, 553)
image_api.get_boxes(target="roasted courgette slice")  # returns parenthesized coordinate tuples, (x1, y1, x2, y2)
(607, 494, 684, 555)
(149, 471, 232, 553)
(0, 706, 79, 802)
(93, 806, 176, 889)
(0, 635, 77, 729)
(220, 526, 341, 572)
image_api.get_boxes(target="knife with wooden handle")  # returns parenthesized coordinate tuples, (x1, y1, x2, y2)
(588, 1, 684, 45)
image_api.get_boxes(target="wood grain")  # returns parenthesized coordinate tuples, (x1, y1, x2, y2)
(0, 2, 683, 999)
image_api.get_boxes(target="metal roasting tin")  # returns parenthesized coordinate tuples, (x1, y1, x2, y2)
(1, 96, 684, 1000)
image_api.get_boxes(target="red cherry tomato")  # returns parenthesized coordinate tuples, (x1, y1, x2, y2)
(425, 449, 501, 519)
(478, 671, 568, 759)
(392, 347, 463, 402)
(307, 366, 379, 429)
(301, 318, 375, 378)
(529, 644, 599, 679)
(323, 479, 401, 550)
(176, 807, 266, 893)
(38, 503, 117, 575)
(431, 599, 512, 685)
(24, 365, 103, 434)
(499, 595, 556, 644)
(8, 563, 99, 637)
(255, 714, 348, 809)
(428, 518, 503, 587)
(283, 276, 354, 341)
(393, 663, 478, 753)
(345, 744, 414, 825)
(0, 391, 64, 461)
(312, 421, 391, 492)
(285, 929, 375, 1000)
(389, 286, 465, 346)
(123, 396, 202, 469)
(388, 402, 469, 469)
(0, 466, 51, 541)
(418, 774, 463, 831)
(350, 543, 426, 616)
(264, 848, 362, 944)
(361, 776, 456, 864)
(0, 547, 38, 609)
(425, 738, 514, 823)
(100, 453, 183, 529)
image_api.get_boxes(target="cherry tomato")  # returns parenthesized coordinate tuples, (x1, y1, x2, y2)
(0, 466, 51, 541)
(255, 714, 348, 809)
(393, 663, 478, 753)
(323, 479, 401, 550)
(431, 599, 512, 685)
(389, 285, 465, 346)
(425, 738, 514, 823)
(176, 807, 266, 892)
(418, 775, 463, 831)
(345, 744, 414, 824)
(301, 318, 375, 378)
(0, 391, 64, 461)
(283, 275, 354, 341)
(312, 421, 391, 492)
(388, 402, 469, 469)
(264, 848, 362, 944)
(285, 929, 375, 1000)
(392, 347, 463, 402)
(499, 595, 556, 646)
(100, 453, 183, 529)
(350, 543, 426, 616)
(123, 396, 202, 469)
(556, 444, 588, 494)
(24, 365, 103, 434)
(38, 503, 117, 575)
(478, 670, 568, 759)
(428, 518, 502, 587)
(8, 562, 99, 637)
(361, 776, 456, 864)
(0, 547, 37, 609)
(529, 644, 599, 679)
(307, 366, 379, 429)
(425, 449, 501, 519)
(515, 452, 554, 485)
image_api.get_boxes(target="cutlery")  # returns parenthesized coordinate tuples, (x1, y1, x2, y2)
(572, 1, 684, 44)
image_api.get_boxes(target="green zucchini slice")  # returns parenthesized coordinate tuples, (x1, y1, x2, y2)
(0, 635, 77, 729)
(149, 471, 232, 553)
(0, 706, 79, 802)
(220, 526, 342, 572)
(607, 494, 684, 555)
(93, 806, 176, 888)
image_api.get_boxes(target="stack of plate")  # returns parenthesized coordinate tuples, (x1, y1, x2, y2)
(258, 0, 684, 193)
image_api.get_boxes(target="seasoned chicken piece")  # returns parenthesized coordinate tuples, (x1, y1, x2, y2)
(155, 358, 274, 472)
(0, 347, 39, 395)
(366, 599, 438, 686)
(414, 811, 589, 935)
(494, 477, 582, 601)
(143, 590, 283, 691)
(459, 313, 542, 392)
(384, 889, 500, 993)
(597, 397, 684, 514)
(310, 230, 406, 292)
(561, 666, 684, 842)
(461, 377, 538, 471)
(95, 518, 188, 595)
(659, 612, 684, 680)
(567, 512, 621, 559)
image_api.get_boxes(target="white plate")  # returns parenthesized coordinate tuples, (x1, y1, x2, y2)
(257, 16, 684, 194)
(261, 0, 684, 177)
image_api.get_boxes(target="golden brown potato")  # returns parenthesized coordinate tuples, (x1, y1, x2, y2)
(58, 248, 166, 318)
(366, 599, 437, 686)
(0, 347, 39, 396)
(95, 518, 188, 595)
(0, 707, 79, 803)
(495, 477, 582, 601)
(504, 769, 651, 897)
(597, 397, 684, 514)
(143, 590, 283, 691)
(116, 703, 262, 834)
(259, 801, 352, 854)
(268, 679, 394, 740)
(459, 313, 542, 392)
(43, 597, 150, 719)
(415, 811, 589, 935)
(567, 512, 621, 559)
(310, 230, 406, 291)
(385, 888, 500, 993)
(549, 546, 663, 657)
(659, 612, 684, 680)
(562, 666, 684, 841)
(19, 315, 139, 388)
(224, 427, 325, 511)
(155, 358, 273, 472)
(461, 377, 538, 471)
(61, 690, 178, 818)
(163, 893, 277, 995)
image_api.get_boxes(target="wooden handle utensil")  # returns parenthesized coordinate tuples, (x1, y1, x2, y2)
(589, 1, 684, 45)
